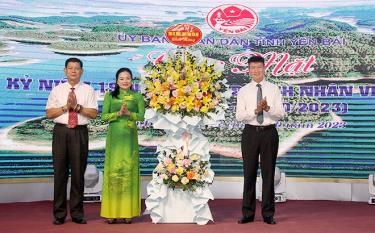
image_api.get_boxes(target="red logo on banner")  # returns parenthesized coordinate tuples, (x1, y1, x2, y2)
(165, 23, 202, 46)
(206, 4, 258, 35)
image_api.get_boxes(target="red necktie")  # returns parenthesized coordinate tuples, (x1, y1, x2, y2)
(68, 88, 78, 128)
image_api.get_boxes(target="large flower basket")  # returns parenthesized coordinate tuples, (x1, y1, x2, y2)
(141, 49, 230, 225)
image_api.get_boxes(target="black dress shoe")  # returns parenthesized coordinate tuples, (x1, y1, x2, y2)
(237, 216, 254, 224)
(107, 218, 117, 224)
(123, 218, 132, 224)
(263, 216, 276, 225)
(72, 218, 87, 224)
(53, 217, 65, 225)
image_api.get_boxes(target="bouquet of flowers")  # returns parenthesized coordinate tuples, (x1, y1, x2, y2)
(154, 147, 212, 192)
(142, 49, 228, 117)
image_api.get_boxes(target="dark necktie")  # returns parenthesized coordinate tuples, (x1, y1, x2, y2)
(68, 88, 78, 128)
(256, 84, 264, 125)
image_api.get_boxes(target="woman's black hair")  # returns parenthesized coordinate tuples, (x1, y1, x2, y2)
(111, 67, 133, 99)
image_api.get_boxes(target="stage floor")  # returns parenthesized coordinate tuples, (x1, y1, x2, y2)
(1, 199, 374, 233)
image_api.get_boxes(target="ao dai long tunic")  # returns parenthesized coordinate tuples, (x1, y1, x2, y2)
(100, 89, 145, 218)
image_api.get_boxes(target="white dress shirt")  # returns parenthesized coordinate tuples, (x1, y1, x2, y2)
(236, 80, 285, 126)
(46, 82, 98, 125)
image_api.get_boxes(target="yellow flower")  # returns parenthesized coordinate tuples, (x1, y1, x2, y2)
(177, 88, 185, 97)
(157, 96, 168, 105)
(170, 71, 179, 80)
(177, 79, 187, 88)
(143, 50, 227, 118)
(185, 96, 195, 109)
(176, 167, 184, 175)
(202, 95, 212, 105)
(171, 105, 179, 112)
(200, 106, 208, 113)
(186, 105, 193, 112)
(191, 85, 200, 95)
(154, 80, 161, 87)
(175, 96, 186, 105)
(200, 81, 209, 92)
(150, 96, 161, 109)
(172, 175, 179, 182)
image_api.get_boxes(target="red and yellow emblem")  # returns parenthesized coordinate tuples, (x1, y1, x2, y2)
(165, 23, 202, 46)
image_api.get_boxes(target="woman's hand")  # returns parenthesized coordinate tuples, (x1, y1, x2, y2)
(118, 102, 130, 116)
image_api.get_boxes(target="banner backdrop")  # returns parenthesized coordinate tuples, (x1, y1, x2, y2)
(0, 0, 374, 180)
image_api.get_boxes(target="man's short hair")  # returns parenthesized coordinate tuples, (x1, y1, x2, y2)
(248, 56, 265, 65)
(65, 57, 83, 68)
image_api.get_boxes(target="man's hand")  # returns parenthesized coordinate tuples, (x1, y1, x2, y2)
(255, 102, 263, 115)
(259, 97, 270, 112)
(67, 91, 77, 110)
(255, 98, 270, 114)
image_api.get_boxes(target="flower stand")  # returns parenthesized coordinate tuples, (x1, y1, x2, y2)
(141, 49, 230, 225)
(144, 110, 220, 225)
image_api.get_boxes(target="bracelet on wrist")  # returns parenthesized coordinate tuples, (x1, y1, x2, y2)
(74, 104, 82, 113)
(61, 106, 67, 113)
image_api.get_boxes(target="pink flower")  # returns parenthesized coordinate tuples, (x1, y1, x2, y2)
(172, 90, 178, 97)
(196, 92, 203, 100)
(167, 76, 174, 83)
(146, 92, 154, 98)
(183, 159, 192, 167)
(184, 86, 192, 93)
(163, 158, 172, 166)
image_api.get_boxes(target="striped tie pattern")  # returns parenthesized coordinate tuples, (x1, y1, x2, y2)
(256, 84, 264, 125)
(68, 88, 78, 128)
